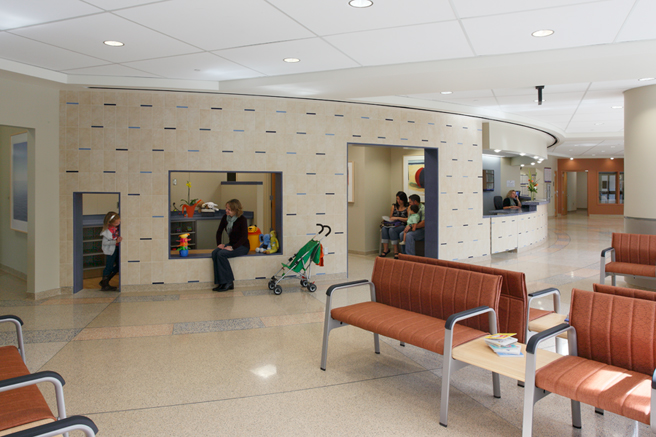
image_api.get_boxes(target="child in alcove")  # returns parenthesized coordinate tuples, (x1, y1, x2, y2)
(100, 211, 122, 291)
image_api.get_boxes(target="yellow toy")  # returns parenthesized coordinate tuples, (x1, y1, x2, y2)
(264, 230, 279, 254)
(247, 226, 261, 252)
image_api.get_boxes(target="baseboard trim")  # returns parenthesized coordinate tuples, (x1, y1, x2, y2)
(0, 263, 27, 281)
(27, 287, 62, 301)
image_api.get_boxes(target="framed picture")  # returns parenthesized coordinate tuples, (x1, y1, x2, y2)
(403, 155, 425, 201)
(347, 161, 354, 203)
(544, 167, 552, 183)
(483, 169, 494, 191)
(11, 132, 28, 233)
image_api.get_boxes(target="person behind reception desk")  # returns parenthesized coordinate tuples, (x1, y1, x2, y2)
(211, 199, 250, 292)
(503, 190, 522, 209)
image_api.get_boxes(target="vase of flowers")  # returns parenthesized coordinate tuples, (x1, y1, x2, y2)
(180, 181, 202, 217)
(528, 178, 538, 201)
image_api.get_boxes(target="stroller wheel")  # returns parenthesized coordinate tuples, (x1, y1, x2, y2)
(307, 283, 317, 293)
(268, 280, 276, 290)
(273, 285, 283, 295)
(300, 279, 309, 287)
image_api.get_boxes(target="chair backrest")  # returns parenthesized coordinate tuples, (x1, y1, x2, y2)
(593, 283, 656, 302)
(612, 232, 656, 266)
(397, 254, 528, 342)
(570, 288, 656, 375)
(372, 257, 502, 333)
(493, 196, 503, 210)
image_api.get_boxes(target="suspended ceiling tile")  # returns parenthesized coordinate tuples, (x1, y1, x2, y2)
(493, 83, 589, 97)
(124, 52, 263, 81)
(64, 63, 160, 77)
(324, 21, 473, 66)
(616, 0, 656, 42)
(214, 38, 360, 76)
(409, 89, 495, 100)
(0, 0, 102, 30)
(114, 0, 314, 51)
(0, 32, 107, 71)
(588, 78, 655, 91)
(10, 13, 200, 63)
(268, 0, 456, 36)
(451, 0, 605, 19)
(462, 1, 634, 56)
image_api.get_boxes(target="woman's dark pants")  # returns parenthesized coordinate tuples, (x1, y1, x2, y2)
(211, 246, 249, 284)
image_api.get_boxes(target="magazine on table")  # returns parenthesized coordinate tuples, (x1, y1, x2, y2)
(484, 333, 523, 357)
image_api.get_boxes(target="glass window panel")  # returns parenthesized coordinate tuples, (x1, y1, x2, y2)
(619, 172, 624, 204)
(599, 172, 617, 204)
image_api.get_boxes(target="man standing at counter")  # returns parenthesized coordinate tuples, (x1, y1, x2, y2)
(503, 190, 522, 210)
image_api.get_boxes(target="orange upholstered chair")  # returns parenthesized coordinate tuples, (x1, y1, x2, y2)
(600, 232, 656, 285)
(522, 289, 656, 436)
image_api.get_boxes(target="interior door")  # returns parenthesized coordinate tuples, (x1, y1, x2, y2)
(561, 172, 568, 216)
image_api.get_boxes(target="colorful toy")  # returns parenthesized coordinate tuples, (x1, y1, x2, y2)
(181, 199, 203, 218)
(247, 226, 261, 252)
(256, 234, 271, 252)
(177, 233, 190, 257)
(265, 230, 279, 255)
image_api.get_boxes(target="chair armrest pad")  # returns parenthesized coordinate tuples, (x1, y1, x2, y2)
(528, 287, 560, 299)
(445, 306, 491, 330)
(0, 371, 65, 391)
(326, 279, 370, 296)
(601, 247, 614, 257)
(526, 323, 570, 354)
(652, 369, 656, 390)
(4, 416, 98, 437)
(0, 315, 24, 326)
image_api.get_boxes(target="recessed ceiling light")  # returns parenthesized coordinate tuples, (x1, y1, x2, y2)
(612, 106, 623, 109)
(520, 164, 525, 167)
(283, 58, 300, 63)
(532, 29, 554, 37)
(639, 77, 655, 81)
(103, 40, 124, 47)
(531, 162, 535, 165)
(570, 157, 574, 160)
(520, 153, 526, 156)
(440, 91, 453, 95)
(610, 157, 614, 160)
(533, 99, 546, 103)
(533, 156, 539, 159)
(349, 0, 373, 7)
(494, 149, 501, 153)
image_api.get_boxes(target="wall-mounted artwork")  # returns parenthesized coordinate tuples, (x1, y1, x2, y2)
(347, 161, 354, 203)
(403, 155, 425, 201)
(11, 132, 28, 233)
(483, 169, 495, 191)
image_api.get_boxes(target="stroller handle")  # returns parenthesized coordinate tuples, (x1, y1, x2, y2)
(316, 224, 331, 237)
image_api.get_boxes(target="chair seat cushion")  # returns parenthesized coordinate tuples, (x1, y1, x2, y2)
(536, 355, 651, 424)
(605, 262, 656, 278)
(331, 302, 486, 355)
(528, 308, 553, 321)
(0, 346, 55, 432)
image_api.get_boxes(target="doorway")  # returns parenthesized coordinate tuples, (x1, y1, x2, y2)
(73, 192, 120, 293)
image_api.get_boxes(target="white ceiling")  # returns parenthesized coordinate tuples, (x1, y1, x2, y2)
(1, 0, 655, 158)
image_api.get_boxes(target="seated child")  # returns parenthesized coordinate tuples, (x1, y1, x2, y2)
(400, 204, 420, 245)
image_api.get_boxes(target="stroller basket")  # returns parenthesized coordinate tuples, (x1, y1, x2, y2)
(268, 224, 331, 295)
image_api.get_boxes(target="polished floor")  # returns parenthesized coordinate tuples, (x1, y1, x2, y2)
(1, 211, 653, 436)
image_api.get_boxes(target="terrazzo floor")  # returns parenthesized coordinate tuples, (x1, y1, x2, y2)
(1, 211, 654, 436)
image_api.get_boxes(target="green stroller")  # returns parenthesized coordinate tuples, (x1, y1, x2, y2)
(268, 224, 331, 295)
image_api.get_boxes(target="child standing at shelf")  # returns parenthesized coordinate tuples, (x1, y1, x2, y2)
(100, 211, 122, 291)
(400, 204, 420, 246)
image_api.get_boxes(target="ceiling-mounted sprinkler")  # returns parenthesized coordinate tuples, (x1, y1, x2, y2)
(536, 85, 544, 105)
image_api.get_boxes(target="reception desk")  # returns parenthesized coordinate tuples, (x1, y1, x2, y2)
(485, 200, 548, 254)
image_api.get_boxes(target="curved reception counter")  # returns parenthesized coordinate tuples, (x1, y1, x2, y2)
(485, 200, 549, 254)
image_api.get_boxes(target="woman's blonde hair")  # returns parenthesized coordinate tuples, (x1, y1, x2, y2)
(225, 199, 243, 217)
(102, 211, 120, 232)
(506, 190, 517, 199)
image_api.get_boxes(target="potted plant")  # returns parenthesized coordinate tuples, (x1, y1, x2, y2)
(180, 181, 202, 217)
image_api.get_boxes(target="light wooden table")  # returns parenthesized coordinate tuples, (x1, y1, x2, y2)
(452, 337, 563, 382)
(529, 313, 568, 339)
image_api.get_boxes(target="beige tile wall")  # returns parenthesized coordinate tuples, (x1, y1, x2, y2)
(60, 90, 487, 289)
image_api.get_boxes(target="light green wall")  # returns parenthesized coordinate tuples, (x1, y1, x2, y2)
(0, 125, 29, 276)
(0, 75, 59, 295)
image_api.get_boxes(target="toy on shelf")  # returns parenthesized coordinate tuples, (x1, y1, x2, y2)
(181, 199, 202, 218)
(248, 226, 262, 252)
(201, 202, 219, 212)
(256, 230, 279, 254)
(177, 233, 190, 257)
